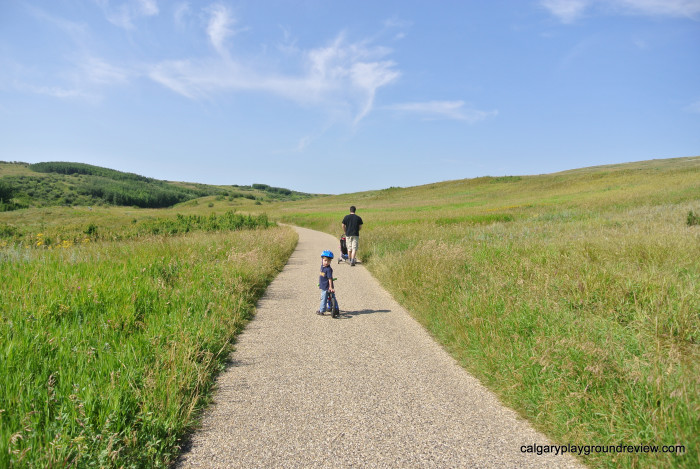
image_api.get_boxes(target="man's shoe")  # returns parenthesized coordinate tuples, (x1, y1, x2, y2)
(316, 310, 324, 315)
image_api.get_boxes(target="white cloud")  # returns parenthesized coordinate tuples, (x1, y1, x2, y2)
(80, 57, 131, 85)
(148, 32, 401, 125)
(540, 0, 590, 23)
(206, 4, 236, 56)
(540, 0, 700, 22)
(350, 61, 400, 124)
(386, 101, 498, 123)
(13, 56, 132, 101)
(94, 0, 159, 29)
(13, 81, 96, 101)
(137, 0, 158, 16)
(383, 17, 412, 29)
(24, 4, 90, 46)
(296, 135, 313, 151)
(7, 6, 130, 101)
(16, 5, 484, 131)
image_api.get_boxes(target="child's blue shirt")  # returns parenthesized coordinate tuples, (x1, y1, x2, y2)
(319, 265, 333, 290)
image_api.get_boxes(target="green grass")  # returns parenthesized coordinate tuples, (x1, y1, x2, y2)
(0, 219, 297, 467)
(0, 196, 275, 248)
(2, 155, 697, 468)
(260, 156, 700, 469)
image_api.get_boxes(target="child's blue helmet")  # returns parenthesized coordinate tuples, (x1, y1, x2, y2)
(321, 250, 334, 259)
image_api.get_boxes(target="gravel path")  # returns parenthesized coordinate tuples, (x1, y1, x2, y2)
(175, 226, 585, 468)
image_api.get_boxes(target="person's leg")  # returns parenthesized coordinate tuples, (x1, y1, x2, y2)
(319, 290, 328, 313)
(348, 236, 358, 265)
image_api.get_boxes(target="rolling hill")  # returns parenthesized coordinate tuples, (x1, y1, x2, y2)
(0, 161, 314, 211)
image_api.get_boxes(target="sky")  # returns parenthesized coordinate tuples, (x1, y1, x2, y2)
(0, 0, 699, 194)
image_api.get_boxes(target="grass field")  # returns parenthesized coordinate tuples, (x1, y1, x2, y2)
(260, 156, 700, 469)
(0, 205, 297, 467)
(1, 156, 697, 468)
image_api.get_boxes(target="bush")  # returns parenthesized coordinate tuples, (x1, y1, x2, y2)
(140, 211, 271, 236)
(0, 223, 17, 238)
(84, 224, 98, 236)
(688, 210, 700, 227)
(0, 181, 14, 203)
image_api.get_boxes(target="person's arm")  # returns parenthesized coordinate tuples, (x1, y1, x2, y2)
(328, 275, 334, 292)
(342, 223, 347, 234)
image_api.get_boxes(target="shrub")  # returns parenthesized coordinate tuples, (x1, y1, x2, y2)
(84, 224, 98, 236)
(688, 210, 700, 227)
(0, 181, 14, 202)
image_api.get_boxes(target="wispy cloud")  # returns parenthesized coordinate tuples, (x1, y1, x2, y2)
(385, 101, 498, 123)
(137, 0, 158, 16)
(12, 5, 485, 133)
(12, 80, 96, 101)
(24, 4, 90, 45)
(296, 135, 313, 151)
(80, 57, 131, 85)
(94, 0, 159, 29)
(12, 56, 133, 102)
(206, 4, 236, 56)
(5, 5, 132, 101)
(541, 0, 700, 22)
(541, 0, 590, 23)
(148, 29, 401, 124)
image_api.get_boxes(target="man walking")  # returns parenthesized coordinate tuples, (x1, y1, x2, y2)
(342, 206, 363, 266)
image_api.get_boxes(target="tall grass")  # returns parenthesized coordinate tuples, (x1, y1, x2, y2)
(0, 226, 297, 467)
(0, 209, 271, 248)
(366, 208, 698, 469)
(263, 157, 700, 468)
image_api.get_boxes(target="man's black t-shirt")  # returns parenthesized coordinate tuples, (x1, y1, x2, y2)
(342, 213, 363, 236)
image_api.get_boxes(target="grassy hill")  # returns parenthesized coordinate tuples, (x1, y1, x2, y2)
(0, 161, 314, 211)
(258, 155, 700, 469)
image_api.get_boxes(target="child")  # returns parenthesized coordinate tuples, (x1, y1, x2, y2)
(317, 250, 340, 317)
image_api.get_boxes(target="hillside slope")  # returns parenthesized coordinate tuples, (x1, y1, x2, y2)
(0, 161, 314, 210)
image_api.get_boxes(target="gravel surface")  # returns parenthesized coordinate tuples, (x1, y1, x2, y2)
(175, 226, 585, 468)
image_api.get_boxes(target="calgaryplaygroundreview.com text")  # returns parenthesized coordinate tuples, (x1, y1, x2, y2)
(521, 443, 686, 457)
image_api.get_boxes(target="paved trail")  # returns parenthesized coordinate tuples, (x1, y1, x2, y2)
(176, 226, 584, 468)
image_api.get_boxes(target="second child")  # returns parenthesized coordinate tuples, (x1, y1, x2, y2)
(317, 250, 340, 317)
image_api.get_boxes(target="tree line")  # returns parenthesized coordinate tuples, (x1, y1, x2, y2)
(0, 161, 311, 211)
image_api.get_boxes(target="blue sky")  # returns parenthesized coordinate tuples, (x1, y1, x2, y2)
(1, 0, 698, 194)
